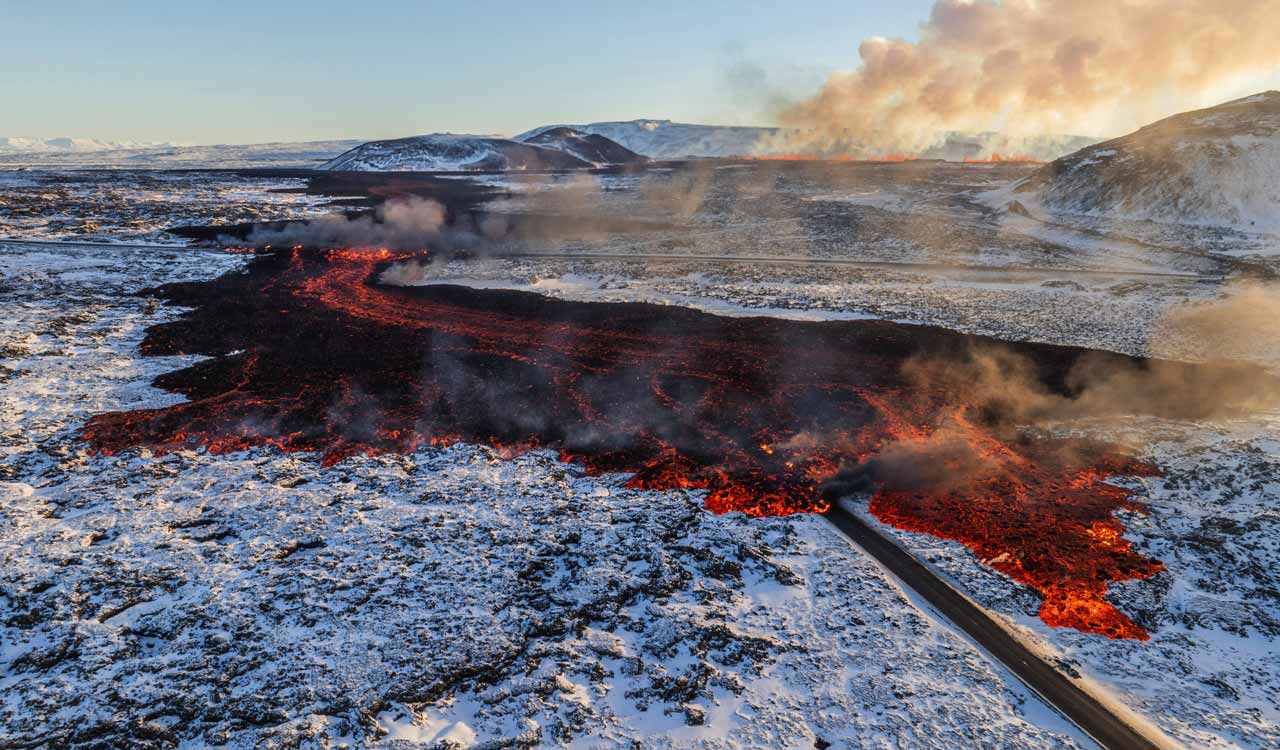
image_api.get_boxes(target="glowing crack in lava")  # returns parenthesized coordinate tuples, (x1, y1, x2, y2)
(85, 247, 1166, 639)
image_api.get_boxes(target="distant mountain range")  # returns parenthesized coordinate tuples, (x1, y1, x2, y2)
(0, 140, 364, 169)
(516, 120, 786, 160)
(516, 120, 1099, 161)
(1013, 91, 1280, 233)
(0, 121, 1101, 170)
(0, 136, 179, 155)
(320, 121, 1099, 173)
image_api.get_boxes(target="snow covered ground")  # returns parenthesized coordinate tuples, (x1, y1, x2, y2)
(848, 414, 1280, 750)
(0, 170, 340, 245)
(2, 159, 1277, 749)
(0, 240, 1095, 748)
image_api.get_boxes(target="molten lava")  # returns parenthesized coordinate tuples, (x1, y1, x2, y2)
(963, 153, 1042, 164)
(84, 247, 1166, 639)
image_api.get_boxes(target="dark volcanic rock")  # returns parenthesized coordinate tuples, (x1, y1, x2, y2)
(521, 127, 647, 167)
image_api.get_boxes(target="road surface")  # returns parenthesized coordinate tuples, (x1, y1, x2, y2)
(825, 503, 1165, 750)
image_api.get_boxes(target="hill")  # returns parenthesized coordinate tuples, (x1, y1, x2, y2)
(1013, 92, 1280, 232)
(319, 133, 640, 172)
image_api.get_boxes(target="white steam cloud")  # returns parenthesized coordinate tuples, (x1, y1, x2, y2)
(782, 0, 1280, 155)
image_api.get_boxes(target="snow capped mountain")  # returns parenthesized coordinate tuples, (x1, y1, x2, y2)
(0, 136, 178, 154)
(519, 127, 647, 166)
(319, 132, 641, 172)
(1013, 92, 1280, 232)
(517, 119, 784, 159)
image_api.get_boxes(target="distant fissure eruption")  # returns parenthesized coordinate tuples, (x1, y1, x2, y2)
(740, 153, 1042, 163)
(85, 246, 1243, 640)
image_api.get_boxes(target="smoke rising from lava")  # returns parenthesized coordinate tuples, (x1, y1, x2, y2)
(243, 196, 454, 250)
(781, 0, 1280, 156)
(1154, 282, 1280, 364)
(822, 428, 997, 499)
(905, 343, 1280, 426)
(831, 328, 1280, 497)
(237, 178, 684, 256)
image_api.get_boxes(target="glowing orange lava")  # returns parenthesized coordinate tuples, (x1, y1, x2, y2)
(84, 247, 1166, 639)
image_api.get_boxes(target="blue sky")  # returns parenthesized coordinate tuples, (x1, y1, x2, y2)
(0, 0, 935, 143)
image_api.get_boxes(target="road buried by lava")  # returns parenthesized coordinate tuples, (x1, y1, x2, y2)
(85, 246, 1244, 641)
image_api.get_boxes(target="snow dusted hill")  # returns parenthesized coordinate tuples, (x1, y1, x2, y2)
(1013, 92, 1280, 232)
(319, 133, 625, 172)
(520, 126, 647, 166)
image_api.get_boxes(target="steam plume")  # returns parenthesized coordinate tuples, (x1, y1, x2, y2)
(782, 0, 1280, 155)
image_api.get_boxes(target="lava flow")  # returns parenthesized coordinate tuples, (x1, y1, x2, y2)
(85, 247, 1171, 639)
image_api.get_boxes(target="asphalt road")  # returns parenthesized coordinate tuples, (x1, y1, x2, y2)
(825, 503, 1164, 750)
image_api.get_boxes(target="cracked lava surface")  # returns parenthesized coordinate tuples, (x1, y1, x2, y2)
(82, 247, 1166, 639)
